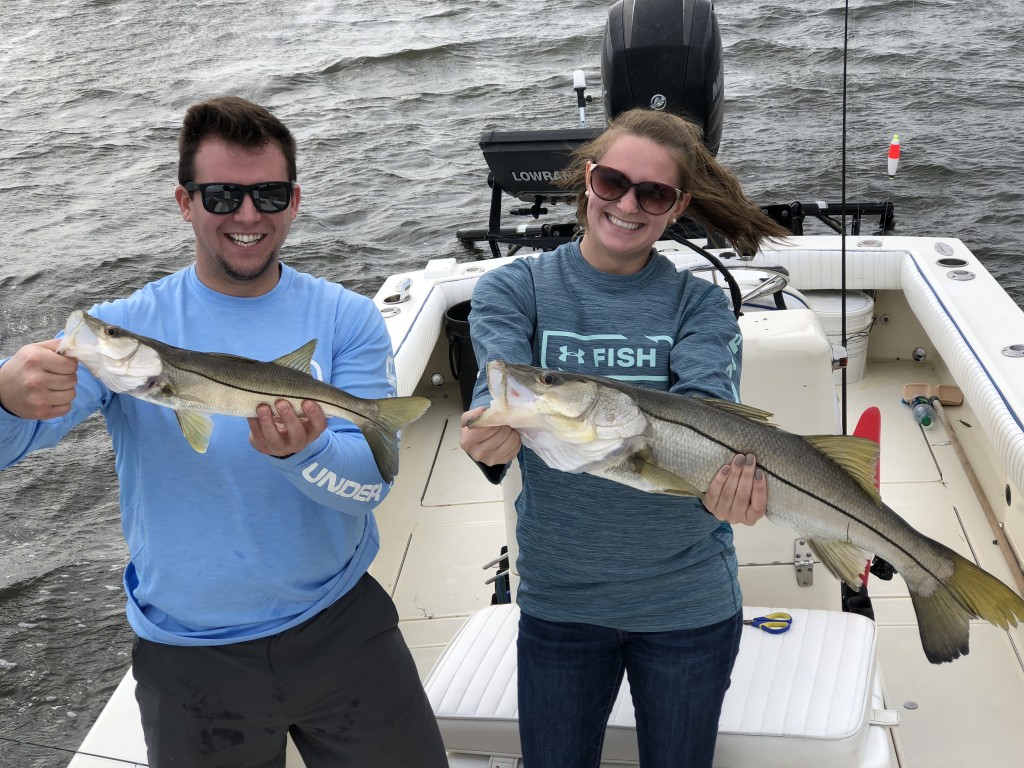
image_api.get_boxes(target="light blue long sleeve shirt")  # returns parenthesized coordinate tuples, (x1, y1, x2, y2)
(0, 264, 395, 645)
(468, 241, 744, 631)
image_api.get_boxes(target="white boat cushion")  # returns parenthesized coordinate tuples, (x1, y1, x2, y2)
(424, 604, 879, 767)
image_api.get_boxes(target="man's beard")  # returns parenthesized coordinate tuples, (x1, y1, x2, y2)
(217, 250, 278, 282)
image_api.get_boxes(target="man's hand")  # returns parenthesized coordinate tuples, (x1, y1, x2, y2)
(248, 399, 327, 457)
(460, 406, 521, 466)
(703, 453, 767, 526)
(0, 339, 78, 420)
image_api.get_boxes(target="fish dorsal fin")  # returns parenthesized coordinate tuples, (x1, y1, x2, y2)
(805, 435, 882, 502)
(175, 410, 214, 453)
(272, 340, 318, 374)
(699, 397, 776, 425)
(805, 538, 870, 591)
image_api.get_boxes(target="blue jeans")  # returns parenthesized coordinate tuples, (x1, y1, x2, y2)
(517, 610, 743, 768)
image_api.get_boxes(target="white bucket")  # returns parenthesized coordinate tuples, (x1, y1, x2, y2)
(805, 290, 875, 383)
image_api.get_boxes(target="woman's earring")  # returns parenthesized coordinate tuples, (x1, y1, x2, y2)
(584, 190, 590, 197)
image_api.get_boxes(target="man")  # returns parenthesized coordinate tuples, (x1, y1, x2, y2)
(0, 96, 446, 767)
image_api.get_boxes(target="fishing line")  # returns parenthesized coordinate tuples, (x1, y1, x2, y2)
(840, 0, 851, 435)
(0, 733, 147, 766)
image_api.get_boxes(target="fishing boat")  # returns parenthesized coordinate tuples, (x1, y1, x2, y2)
(66, 1, 1024, 766)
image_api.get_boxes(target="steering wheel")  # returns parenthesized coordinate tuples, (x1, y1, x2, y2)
(688, 263, 792, 309)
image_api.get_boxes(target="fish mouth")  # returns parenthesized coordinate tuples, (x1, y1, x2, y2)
(485, 361, 509, 410)
(57, 310, 87, 355)
(486, 360, 540, 412)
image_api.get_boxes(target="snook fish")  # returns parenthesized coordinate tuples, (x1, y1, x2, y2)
(468, 360, 1024, 664)
(57, 310, 429, 483)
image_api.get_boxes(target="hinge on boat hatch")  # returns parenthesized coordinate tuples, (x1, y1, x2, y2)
(830, 342, 849, 372)
(871, 709, 901, 728)
(795, 538, 814, 587)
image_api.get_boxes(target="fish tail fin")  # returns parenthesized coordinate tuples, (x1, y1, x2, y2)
(909, 547, 1024, 664)
(945, 550, 1024, 629)
(361, 396, 431, 484)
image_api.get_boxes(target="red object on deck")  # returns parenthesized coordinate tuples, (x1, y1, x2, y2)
(852, 406, 881, 489)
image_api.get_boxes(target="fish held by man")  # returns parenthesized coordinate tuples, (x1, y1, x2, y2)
(468, 360, 1024, 664)
(57, 310, 429, 483)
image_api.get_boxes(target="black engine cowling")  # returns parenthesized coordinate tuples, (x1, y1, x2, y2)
(602, 0, 724, 154)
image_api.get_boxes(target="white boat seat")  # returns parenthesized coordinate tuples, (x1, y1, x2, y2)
(424, 604, 895, 767)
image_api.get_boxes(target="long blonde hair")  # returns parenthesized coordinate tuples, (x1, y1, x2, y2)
(560, 109, 788, 256)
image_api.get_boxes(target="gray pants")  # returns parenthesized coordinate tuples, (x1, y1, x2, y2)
(132, 574, 448, 768)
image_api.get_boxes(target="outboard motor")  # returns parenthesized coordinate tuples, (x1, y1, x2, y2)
(602, 0, 724, 154)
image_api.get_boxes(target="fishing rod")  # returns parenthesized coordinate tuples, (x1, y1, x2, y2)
(0, 733, 147, 766)
(839, 0, 850, 436)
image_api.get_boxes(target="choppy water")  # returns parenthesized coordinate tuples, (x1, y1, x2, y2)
(1, 0, 1021, 764)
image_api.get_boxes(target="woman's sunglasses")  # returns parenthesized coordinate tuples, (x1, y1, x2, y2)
(184, 181, 294, 215)
(587, 163, 683, 216)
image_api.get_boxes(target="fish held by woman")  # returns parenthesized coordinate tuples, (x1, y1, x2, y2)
(57, 310, 429, 482)
(468, 360, 1024, 664)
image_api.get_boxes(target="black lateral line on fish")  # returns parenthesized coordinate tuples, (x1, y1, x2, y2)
(680, 420, 964, 597)
(169, 359, 373, 425)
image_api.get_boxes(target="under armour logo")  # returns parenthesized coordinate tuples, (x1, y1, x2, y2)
(558, 346, 585, 363)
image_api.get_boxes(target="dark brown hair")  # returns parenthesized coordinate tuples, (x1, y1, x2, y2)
(561, 109, 788, 256)
(177, 96, 297, 184)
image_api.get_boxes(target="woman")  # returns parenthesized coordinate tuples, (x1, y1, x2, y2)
(460, 108, 789, 768)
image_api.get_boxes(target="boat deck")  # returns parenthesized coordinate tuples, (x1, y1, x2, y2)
(842, 361, 1024, 766)
(70, 306, 1024, 768)
(368, 333, 507, 677)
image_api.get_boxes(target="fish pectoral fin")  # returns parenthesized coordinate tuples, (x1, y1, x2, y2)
(175, 410, 214, 453)
(634, 459, 705, 497)
(698, 397, 776, 425)
(272, 340, 318, 374)
(805, 435, 882, 502)
(805, 538, 870, 590)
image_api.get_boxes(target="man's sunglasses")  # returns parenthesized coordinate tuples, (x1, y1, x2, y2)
(587, 163, 683, 216)
(184, 181, 295, 215)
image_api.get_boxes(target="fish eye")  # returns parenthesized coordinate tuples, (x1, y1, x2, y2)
(540, 372, 557, 385)
(104, 328, 119, 337)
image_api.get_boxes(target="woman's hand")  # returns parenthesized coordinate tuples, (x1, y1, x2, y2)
(460, 406, 521, 466)
(703, 453, 766, 526)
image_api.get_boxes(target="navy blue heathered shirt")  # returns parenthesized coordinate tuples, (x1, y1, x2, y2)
(469, 240, 744, 631)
